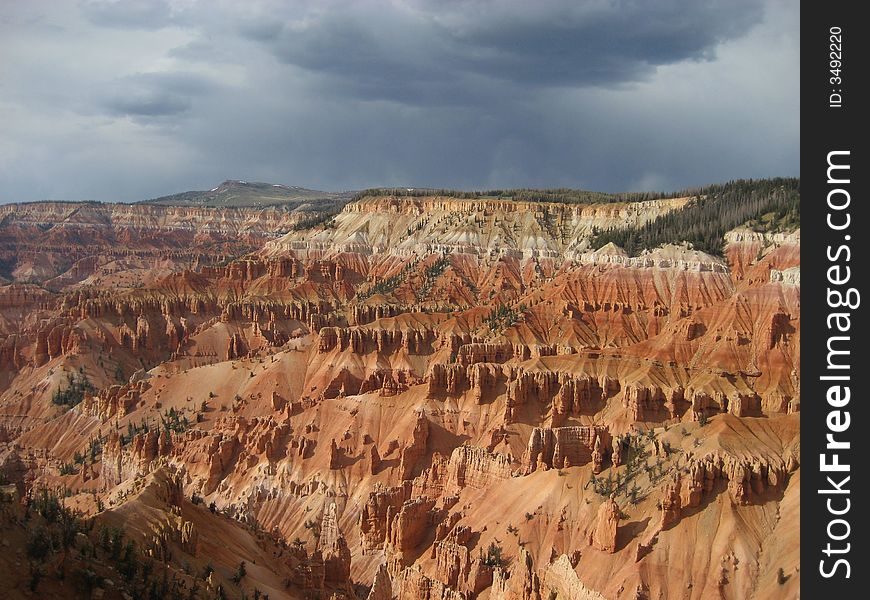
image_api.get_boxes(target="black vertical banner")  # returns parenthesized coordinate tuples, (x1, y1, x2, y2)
(802, 2, 867, 597)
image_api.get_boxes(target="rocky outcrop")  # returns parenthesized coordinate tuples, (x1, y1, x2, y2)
(399, 411, 429, 480)
(80, 380, 149, 421)
(291, 550, 326, 593)
(524, 426, 611, 473)
(359, 369, 422, 397)
(434, 541, 471, 590)
(457, 343, 514, 366)
(351, 303, 408, 325)
(270, 194, 690, 261)
(506, 370, 607, 424)
(652, 448, 794, 533)
(0, 283, 56, 309)
(622, 385, 687, 422)
(622, 385, 761, 422)
(367, 563, 393, 600)
(682, 451, 789, 507)
(446, 445, 514, 491)
(34, 321, 85, 364)
(317, 325, 437, 355)
(411, 444, 516, 501)
(542, 555, 608, 600)
(396, 567, 467, 600)
(318, 503, 352, 589)
(148, 510, 199, 560)
(387, 497, 439, 556)
(101, 429, 173, 486)
(490, 547, 542, 600)
(660, 475, 682, 529)
(432, 540, 494, 597)
(360, 484, 412, 553)
(0, 334, 25, 371)
(591, 496, 620, 553)
(427, 363, 468, 397)
(770, 267, 800, 285)
(321, 368, 364, 400)
(426, 362, 504, 404)
(576, 245, 728, 272)
(226, 332, 248, 359)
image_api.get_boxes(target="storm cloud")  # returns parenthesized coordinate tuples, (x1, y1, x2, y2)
(0, 0, 798, 203)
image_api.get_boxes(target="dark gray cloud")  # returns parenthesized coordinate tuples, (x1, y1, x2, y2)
(0, 0, 798, 203)
(278, 1, 759, 85)
(102, 72, 217, 117)
(236, 0, 764, 104)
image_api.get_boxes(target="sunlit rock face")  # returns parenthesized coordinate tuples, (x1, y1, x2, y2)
(0, 193, 800, 599)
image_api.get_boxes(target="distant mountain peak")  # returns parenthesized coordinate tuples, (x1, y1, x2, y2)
(140, 181, 354, 209)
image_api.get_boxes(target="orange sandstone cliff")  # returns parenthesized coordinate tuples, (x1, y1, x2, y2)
(0, 193, 799, 599)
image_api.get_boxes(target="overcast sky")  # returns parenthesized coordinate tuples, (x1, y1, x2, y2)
(0, 0, 799, 203)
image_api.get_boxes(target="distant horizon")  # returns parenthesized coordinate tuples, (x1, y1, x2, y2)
(1, 174, 801, 207)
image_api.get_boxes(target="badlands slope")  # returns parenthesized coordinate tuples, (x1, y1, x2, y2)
(0, 191, 799, 599)
(0, 184, 342, 289)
